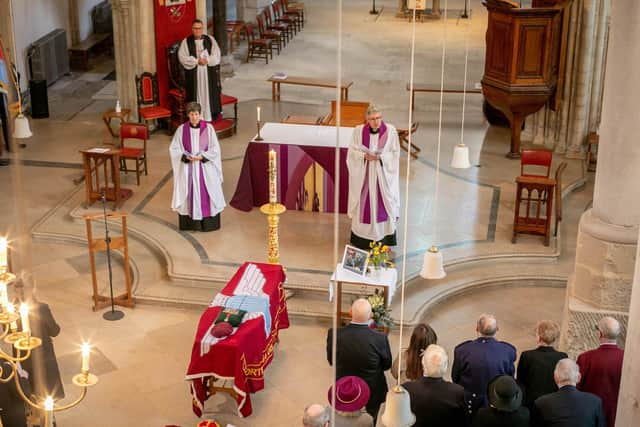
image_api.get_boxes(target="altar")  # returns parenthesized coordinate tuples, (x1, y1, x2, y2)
(230, 123, 353, 213)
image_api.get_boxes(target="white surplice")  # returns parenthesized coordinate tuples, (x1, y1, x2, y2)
(178, 36, 221, 121)
(347, 124, 400, 241)
(170, 122, 225, 220)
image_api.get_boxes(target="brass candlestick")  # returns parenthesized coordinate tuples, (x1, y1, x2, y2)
(255, 120, 264, 141)
(259, 203, 286, 264)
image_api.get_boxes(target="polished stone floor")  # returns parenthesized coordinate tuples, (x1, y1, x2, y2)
(0, 0, 595, 425)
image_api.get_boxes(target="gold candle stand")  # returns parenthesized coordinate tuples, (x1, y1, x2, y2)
(259, 203, 286, 264)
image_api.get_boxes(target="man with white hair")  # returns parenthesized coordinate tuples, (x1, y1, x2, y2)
(532, 358, 604, 427)
(327, 299, 392, 419)
(451, 314, 516, 416)
(401, 344, 468, 426)
(576, 316, 624, 427)
(346, 105, 400, 250)
(302, 404, 330, 427)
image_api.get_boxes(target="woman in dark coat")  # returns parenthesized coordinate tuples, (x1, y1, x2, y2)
(472, 376, 529, 427)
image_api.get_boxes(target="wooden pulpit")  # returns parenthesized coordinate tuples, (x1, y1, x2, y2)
(80, 148, 132, 210)
(481, 0, 571, 158)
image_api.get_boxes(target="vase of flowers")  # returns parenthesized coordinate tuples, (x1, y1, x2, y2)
(367, 289, 393, 333)
(368, 241, 392, 279)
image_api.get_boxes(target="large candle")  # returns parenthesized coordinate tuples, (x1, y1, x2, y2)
(19, 303, 29, 335)
(257, 106, 261, 122)
(0, 280, 7, 310)
(44, 396, 54, 427)
(7, 303, 17, 330)
(0, 237, 7, 271)
(81, 342, 91, 372)
(268, 149, 277, 204)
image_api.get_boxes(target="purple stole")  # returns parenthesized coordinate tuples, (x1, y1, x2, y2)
(182, 121, 211, 218)
(360, 122, 389, 224)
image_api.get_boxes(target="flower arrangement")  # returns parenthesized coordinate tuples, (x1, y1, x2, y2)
(367, 289, 394, 329)
(368, 241, 393, 269)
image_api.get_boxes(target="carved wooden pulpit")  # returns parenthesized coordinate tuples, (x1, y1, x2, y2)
(481, 0, 572, 158)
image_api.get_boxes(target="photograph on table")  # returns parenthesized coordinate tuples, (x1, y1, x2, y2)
(341, 245, 369, 276)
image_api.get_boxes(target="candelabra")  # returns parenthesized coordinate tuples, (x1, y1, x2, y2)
(0, 239, 97, 427)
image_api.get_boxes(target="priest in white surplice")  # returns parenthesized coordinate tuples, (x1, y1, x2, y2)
(347, 105, 401, 250)
(170, 102, 225, 231)
(178, 19, 222, 122)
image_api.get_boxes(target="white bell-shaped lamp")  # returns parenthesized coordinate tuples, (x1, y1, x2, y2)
(450, 143, 471, 168)
(380, 386, 416, 427)
(13, 113, 32, 139)
(420, 245, 446, 279)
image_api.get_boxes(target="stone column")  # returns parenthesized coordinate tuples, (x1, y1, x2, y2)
(560, 0, 640, 357)
(616, 229, 640, 425)
(587, 0, 609, 133)
(196, 0, 207, 24)
(68, 0, 80, 46)
(138, 0, 156, 72)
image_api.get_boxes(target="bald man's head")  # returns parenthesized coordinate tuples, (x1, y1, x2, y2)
(554, 358, 581, 387)
(477, 313, 498, 337)
(302, 404, 329, 427)
(351, 298, 372, 323)
(598, 316, 621, 342)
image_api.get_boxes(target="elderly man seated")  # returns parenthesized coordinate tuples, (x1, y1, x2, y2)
(532, 358, 605, 427)
(452, 314, 517, 415)
(402, 344, 468, 426)
(303, 404, 330, 427)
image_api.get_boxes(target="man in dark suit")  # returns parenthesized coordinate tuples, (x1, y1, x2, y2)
(517, 320, 568, 408)
(532, 358, 604, 427)
(576, 316, 624, 427)
(402, 344, 468, 426)
(327, 298, 392, 419)
(452, 314, 517, 415)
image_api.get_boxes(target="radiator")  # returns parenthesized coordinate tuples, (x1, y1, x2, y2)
(29, 28, 69, 85)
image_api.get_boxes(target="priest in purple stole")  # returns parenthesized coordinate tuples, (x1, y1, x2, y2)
(347, 105, 400, 250)
(170, 102, 225, 231)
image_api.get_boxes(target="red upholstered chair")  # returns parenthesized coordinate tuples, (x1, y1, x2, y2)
(119, 123, 148, 185)
(256, 13, 283, 54)
(245, 23, 272, 64)
(281, 0, 305, 29)
(265, 5, 293, 41)
(520, 149, 552, 178)
(135, 72, 172, 132)
(273, 0, 299, 33)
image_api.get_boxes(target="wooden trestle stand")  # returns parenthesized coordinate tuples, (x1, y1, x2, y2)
(84, 212, 135, 311)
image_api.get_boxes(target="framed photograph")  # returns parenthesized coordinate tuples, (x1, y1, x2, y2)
(341, 245, 369, 276)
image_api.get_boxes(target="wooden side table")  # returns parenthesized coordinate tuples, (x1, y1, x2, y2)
(102, 108, 132, 139)
(80, 148, 132, 210)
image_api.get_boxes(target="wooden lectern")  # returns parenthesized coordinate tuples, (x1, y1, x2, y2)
(84, 212, 135, 311)
(80, 148, 131, 210)
(481, 0, 572, 158)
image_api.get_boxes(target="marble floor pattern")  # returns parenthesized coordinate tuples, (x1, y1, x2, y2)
(0, 0, 596, 425)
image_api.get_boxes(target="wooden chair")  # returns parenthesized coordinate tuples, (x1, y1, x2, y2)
(119, 123, 148, 186)
(397, 122, 421, 159)
(257, 13, 283, 54)
(135, 72, 172, 132)
(554, 162, 568, 237)
(274, 0, 300, 33)
(245, 23, 272, 64)
(265, 6, 293, 42)
(520, 149, 552, 178)
(281, 0, 305, 29)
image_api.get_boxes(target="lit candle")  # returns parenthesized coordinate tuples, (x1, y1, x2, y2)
(268, 149, 277, 204)
(0, 237, 7, 271)
(19, 303, 29, 335)
(7, 303, 17, 330)
(0, 280, 7, 310)
(257, 106, 261, 122)
(44, 396, 54, 427)
(81, 342, 91, 373)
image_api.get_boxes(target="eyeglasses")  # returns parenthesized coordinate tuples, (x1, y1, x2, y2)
(192, 26, 204, 30)
(367, 116, 383, 121)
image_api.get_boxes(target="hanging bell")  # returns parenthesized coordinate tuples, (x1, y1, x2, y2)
(13, 113, 32, 139)
(420, 245, 446, 279)
(380, 385, 416, 427)
(450, 143, 471, 169)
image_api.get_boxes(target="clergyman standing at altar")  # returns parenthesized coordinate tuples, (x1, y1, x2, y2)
(178, 19, 222, 121)
(170, 102, 225, 231)
(347, 105, 400, 250)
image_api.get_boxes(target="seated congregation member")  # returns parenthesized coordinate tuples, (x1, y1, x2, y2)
(402, 344, 468, 427)
(577, 316, 624, 427)
(327, 299, 392, 419)
(391, 323, 437, 383)
(532, 358, 605, 427)
(302, 404, 330, 427)
(452, 314, 516, 416)
(517, 320, 567, 409)
(472, 375, 529, 427)
(329, 376, 374, 427)
(170, 102, 225, 232)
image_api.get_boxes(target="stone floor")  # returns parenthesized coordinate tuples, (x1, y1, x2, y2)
(0, 0, 596, 426)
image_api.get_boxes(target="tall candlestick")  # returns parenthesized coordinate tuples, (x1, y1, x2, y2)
(19, 303, 29, 335)
(7, 303, 17, 330)
(44, 396, 54, 427)
(268, 149, 277, 204)
(257, 106, 261, 122)
(81, 342, 91, 373)
(0, 237, 7, 271)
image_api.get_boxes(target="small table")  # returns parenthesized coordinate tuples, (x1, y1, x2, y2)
(102, 108, 131, 139)
(330, 263, 397, 326)
(80, 148, 132, 210)
(268, 75, 354, 102)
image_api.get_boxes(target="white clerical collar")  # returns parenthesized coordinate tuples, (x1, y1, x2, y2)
(600, 342, 618, 346)
(350, 321, 369, 326)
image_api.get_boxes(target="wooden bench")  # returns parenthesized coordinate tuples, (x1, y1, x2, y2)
(69, 33, 112, 71)
(407, 83, 482, 110)
(268, 75, 354, 102)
